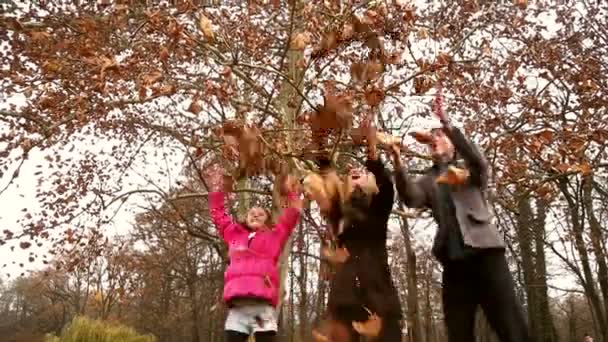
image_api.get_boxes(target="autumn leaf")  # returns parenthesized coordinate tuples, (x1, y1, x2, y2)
(410, 130, 434, 145)
(351, 61, 384, 83)
(515, 0, 528, 9)
(414, 76, 434, 94)
(573, 162, 592, 176)
(318, 93, 354, 130)
(312, 330, 330, 342)
(199, 13, 215, 41)
(159, 47, 170, 62)
(188, 99, 202, 114)
(19, 241, 32, 249)
(352, 312, 382, 337)
(365, 87, 385, 107)
(312, 31, 338, 58)
(321, 246, 350, 264)
(436, 166, 470, 185)
(291, 32, 310, 50)
(376, 131, 400, 147)
(141, 71, 164, 86)
(29, 31, 51, 42)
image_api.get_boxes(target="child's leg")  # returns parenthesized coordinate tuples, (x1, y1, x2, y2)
(225, 307, 251, 340)
(225, 330, 250, 342)
(253, 331, 276, 342)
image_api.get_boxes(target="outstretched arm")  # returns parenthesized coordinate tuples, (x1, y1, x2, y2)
(208, 191, 240, 240)
(365, 155, 394, 218)
(442, 125, 488, 188)
(391, 144, 431, 209)
(433, 89, 488, 188)
(274, 192, 302, 247)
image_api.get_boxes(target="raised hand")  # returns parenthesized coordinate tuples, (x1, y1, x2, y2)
(390, 143, 403, 168)
(433, 84, 449, 126)
(204, 164, 225, 192)
(283, 174, 304, 209)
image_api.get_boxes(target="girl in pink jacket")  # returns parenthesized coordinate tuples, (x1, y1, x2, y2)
(205, 165, 302, 342)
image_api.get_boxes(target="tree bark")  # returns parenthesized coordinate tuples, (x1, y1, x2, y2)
(557, 177, 607, 342)
(399, 216, 423, 342)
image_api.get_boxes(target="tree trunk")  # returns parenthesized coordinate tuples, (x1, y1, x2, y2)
(558, 178, 607, 342)
(583, 175, 608, 334)
(399, 216, 423, 342)
(532, 198, 557, 342)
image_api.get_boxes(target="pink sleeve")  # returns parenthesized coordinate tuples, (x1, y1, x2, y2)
(274, 192, 301, 246)
(208, 191, 238, 240)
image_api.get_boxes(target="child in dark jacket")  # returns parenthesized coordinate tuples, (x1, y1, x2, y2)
(205, 165, 302, 342)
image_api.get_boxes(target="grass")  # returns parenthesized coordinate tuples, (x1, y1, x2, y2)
(45, 316, 156, 342)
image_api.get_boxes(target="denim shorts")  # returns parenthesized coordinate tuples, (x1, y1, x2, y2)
(225, 303, 278, 334)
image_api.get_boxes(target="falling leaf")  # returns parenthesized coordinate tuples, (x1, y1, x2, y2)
(418, 28, 429, 39)
(291, 32, 310, 50)
(340, 23, 354, 41)
(352, 312, 382, 337)
(199, 13, 215, 41)
(141, 71, 163, 86)
(312, 31, 338, 58)
(30, 31, 51, 42)
(19, 241, 32, 249)
(312, 330, 330, 342)
(436, 166, 470, 185)
(159, 47, 170, 62)
(410, 130, 434, 145)
(413, 76, 433, 94)
(316, 93, 354, 130)
(321, 246, 350, 264)
(376, 131, 400, 147)
(574, 162, 592, 175)
(351, 61, 384, 83)
(188, 99, 202, 114)
(515, 0, 528, 9)
(365, 87, 385, 107)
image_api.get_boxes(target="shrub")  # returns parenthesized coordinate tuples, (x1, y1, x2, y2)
(45, 316, 156, 342)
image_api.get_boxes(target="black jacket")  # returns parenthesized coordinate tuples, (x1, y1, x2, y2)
(326, 158, 402, 322)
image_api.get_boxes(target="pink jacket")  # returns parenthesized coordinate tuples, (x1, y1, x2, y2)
(209, 191, 301, 307)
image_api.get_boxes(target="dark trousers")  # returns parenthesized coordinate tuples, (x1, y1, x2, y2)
(225, 330, 276, 342)
(442, 250, 531, 342)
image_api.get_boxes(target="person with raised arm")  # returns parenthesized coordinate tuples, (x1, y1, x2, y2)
(391, 96, 531, 342)
(205, 164, 302, 342)
(310, 144, 403, 341)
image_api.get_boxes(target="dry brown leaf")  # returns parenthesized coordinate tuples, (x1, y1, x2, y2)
(414, 76, 434, 94)
(436, 166, 470, 185)
(574, 162, 592, 175)
(291, 32, 311, 50)
(189, 99, 202, 114)
(365, 87, 385, 107)
(30, 31, 51, 42)
(142, 71, 163, 86)
(340, 23, 354, 41)
(312, 330, 330, 342)
(352, 312, 382, 337)
(410, 130, 434, 145)
(159, 47, 170, 62)
(318, 93, 354, 130)
(418, 28, 429, 39)
(376, 132, 400, 147)
(199, 14, 214, 41)
(321, 246, 350, 264)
